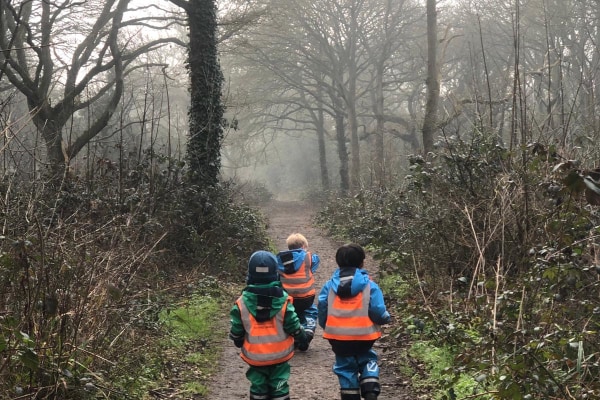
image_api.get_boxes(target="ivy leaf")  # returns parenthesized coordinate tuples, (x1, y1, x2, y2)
(18, 348, 39, 371)
(562, 170, 585, 193)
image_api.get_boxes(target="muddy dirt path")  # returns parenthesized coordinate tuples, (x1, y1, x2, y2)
(208, 200, 412, 399)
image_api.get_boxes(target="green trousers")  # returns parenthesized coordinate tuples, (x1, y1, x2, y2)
(246, 362, 291, 400)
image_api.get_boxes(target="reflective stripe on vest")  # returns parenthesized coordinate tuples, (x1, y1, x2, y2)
(236, 297, 295, 366)
(323, 283, 382, 341)
(279, 252, 315, 298)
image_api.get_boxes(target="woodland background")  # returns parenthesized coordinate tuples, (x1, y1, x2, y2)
(1, 0, 600, 399)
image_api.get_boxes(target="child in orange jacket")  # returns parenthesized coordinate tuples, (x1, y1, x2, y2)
(276, 233, 320, 350)
(318, 244, 391, 400)
(230, 250, 308, 400)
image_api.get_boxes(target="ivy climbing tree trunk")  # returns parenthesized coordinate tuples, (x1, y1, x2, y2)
(171, 0, 224, 187)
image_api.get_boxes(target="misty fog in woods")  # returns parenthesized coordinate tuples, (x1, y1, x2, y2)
(223, 0, 600, 196)
(3, 0, 597, 197)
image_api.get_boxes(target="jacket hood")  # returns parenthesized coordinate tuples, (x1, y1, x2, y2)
(240, 281, 287, 321)
(276, 249, 307, 273)
(328, 267, 370, 297)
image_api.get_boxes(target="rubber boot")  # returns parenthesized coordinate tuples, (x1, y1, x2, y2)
(360, 376, 380, 399)
(341, 388, 361, 400)
(249, 392, 269, 400)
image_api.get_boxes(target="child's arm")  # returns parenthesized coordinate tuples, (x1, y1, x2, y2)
(310, 253, 320, 273)
(229, 303, 245, 348)
(317, 282, 330, 329)
(368, 282, 391, 325)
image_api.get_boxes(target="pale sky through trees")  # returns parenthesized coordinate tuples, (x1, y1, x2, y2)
(0, 0, 598, 196)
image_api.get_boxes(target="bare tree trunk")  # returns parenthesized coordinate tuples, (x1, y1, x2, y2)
(373, 63, 385, 188)
(422, 0, 439, 155)
(348, 5, 360, 190)
(316, 104, 330, 191)
(348, 98, 359, 189)
(304, 84, 330, 192)
(335, 113, 350, 192)
(40, 122, 66, 180)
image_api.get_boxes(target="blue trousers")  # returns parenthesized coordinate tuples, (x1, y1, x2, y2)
(303, 304, 318, 333)
(333, 349, 380, 398)
(293, 297, 318, 334)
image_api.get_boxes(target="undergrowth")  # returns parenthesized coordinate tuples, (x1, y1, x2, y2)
(150, 275, 233, 399)
(317, 131, 600, 399)
(0, 158, 270, 399)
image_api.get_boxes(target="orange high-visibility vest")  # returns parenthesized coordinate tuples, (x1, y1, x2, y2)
(236, 297, 295, 366)
(323, 283, 381, 341)
(279, 252, 315, 299)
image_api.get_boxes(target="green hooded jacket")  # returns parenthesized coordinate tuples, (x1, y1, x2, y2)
(230, 281, 305, 342)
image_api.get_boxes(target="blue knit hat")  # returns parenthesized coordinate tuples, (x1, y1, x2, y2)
(247, 251, 279, 284)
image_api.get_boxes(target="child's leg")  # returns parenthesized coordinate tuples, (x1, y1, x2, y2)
(304, 303, 318, 334)
(246, 365, 270, 400)
(292, 296, 314, 323)
(333, 355, 361, 400)
(292, 296, 316, 351)
(268, 362, 291, 400)
(247, 364, 291, 400)
(357, 349, 381, 399)
(300, 303, 317, 350)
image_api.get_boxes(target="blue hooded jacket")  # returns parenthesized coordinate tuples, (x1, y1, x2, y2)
(318, 267, 390, 330)
(276, 248, 320, 274)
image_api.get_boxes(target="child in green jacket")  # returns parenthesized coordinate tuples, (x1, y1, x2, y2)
(230, 250, 308, 400)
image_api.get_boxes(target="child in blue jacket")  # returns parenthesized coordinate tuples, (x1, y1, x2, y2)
(318, 243, 391, 400)
(276, 233, 320, 350)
